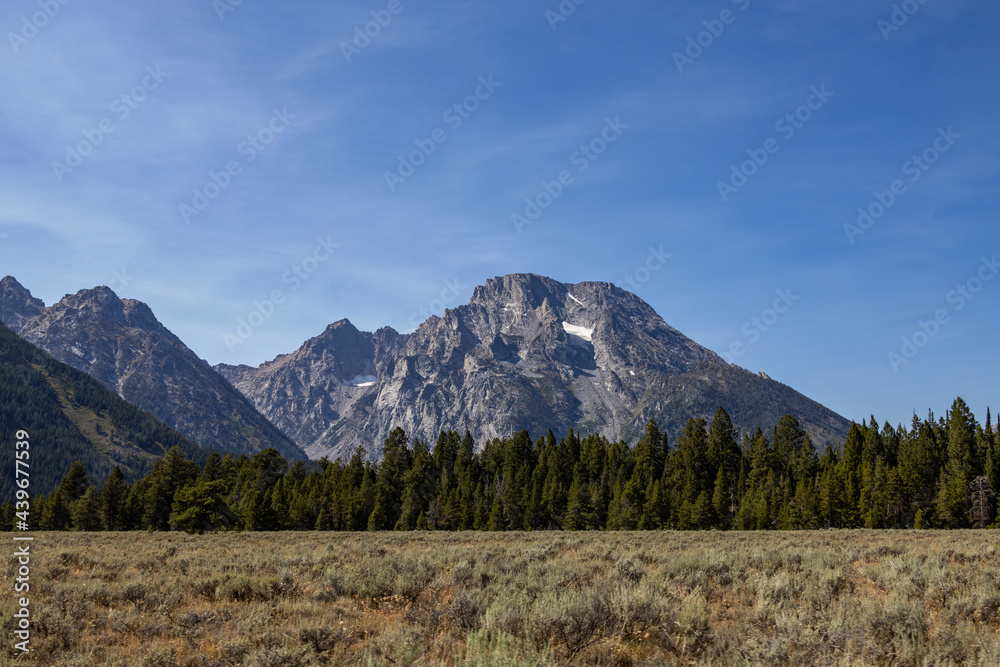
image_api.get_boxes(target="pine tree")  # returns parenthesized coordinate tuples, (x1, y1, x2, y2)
(897, 417, 938, 525)
(70, 485, 101, 531)
(351, 465, 376, 531)
(142, 478, 172, 530)
(641, 479, 667, 529)
(934, 469, 968, 528)
(608, 474, 643, 529)
(496, 431, 532, 530)
(453, 432, 478, 529)
(199, 452, 224, 483)
(269, 477, 290, 530)
(792, 434, 819, 488)
(487, 480, 505, 531)
(738, 428, 773, 529)
(984, 408, 998, 491)
(368, 427, 411, 530)
(934, 398, 977, 527)
(141, 447, 200, 530)
(592, 468, 611, 529)
(745, 428, 771, 490)
(947, 398, 979, 475)
(121, 482, 145, 530)
(473, 483, 488, 530)
(741, 470, 774, 530)
(633, 419, 665, 488)
(314, 505, 331, 531)
(772, 415, 806, 484)
(711, 466, 733, 529)
(100, 467, 129, 531)
(56, 461, 91, 504)
(0, 501, 14, 532)
(707, 408, 741, 522)
(788, 477, 820, 529)
(690, 490, 713, 529)
(523, 471, 546, 530)
(433, 430, 460, 482)
(837, 423, 865, 527)
(862, 460, 889, 528)
(860, 417, 885, 472)
(397, 440, 435, 530)
(171, 479, 233, 533)
(563, 463, 591, 530)
(580, 433, 608, 481)
(40, 490, 70, 530)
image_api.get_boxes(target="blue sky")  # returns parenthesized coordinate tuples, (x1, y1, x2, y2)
(1, 0, 998, 430)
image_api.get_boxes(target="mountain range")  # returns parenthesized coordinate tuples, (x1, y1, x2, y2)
(0, 276, 303, 460)
(1, 273, 850, 464)
(217, 274, 850, 460)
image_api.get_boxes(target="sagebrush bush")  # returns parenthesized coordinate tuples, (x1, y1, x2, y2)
(10, 530, 1000, 666)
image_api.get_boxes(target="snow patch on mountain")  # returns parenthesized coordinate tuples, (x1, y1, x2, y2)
(347, 375, 377, 387)
(567, 293, 585, 307)
(562, 322, 593, 342)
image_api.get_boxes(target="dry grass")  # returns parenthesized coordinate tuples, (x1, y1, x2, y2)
(2, 531, 1000, 666)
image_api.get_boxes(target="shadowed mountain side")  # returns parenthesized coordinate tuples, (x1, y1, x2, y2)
(0, 322, 209, 497)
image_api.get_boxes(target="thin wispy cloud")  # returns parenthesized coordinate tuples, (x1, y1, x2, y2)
(0, 0, 997, 425)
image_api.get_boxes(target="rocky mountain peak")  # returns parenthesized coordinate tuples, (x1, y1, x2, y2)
(0, 275, 46, 331)
(121, 298, 166, 332)
(1, 278, 304, 460)
(470, 273, 567, 312)
(219, 273, 851, 461)
(38, 286, 141, 332)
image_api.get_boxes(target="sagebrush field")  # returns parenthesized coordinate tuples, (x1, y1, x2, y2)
(3, 531, 1000, 666)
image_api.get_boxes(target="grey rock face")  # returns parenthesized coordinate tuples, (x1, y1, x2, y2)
(217, 320, 405, 459)
(0, 277, 304, 460)
(218, 274, 850, 461)
(0, 276, 45, 331)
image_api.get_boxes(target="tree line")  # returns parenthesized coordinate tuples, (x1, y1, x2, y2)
(5, 397, 997, 532)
